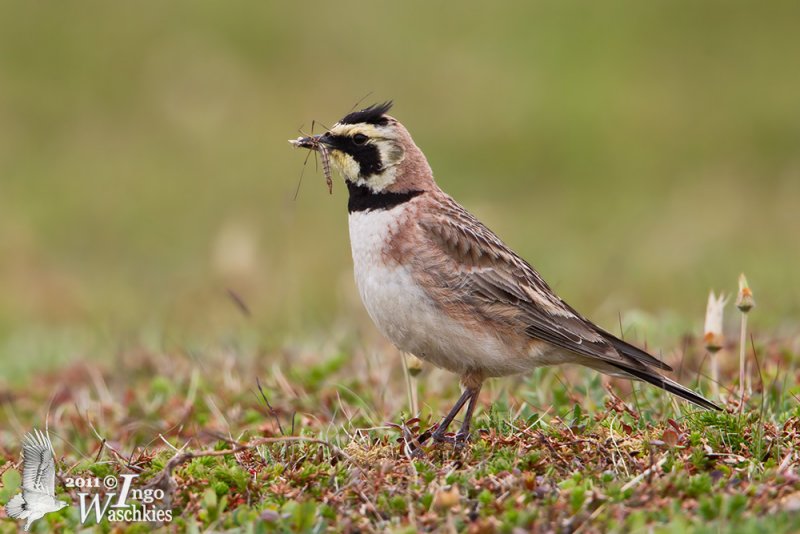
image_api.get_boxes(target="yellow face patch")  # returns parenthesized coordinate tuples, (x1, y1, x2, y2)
(329, 150, 361, 181)
(322, 122, 405, 191)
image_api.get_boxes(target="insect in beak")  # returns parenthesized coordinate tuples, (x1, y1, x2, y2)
(289, 134, 324, 149)
(289, 133, 334, 194)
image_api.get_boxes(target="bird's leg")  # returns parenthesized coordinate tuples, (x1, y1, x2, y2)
(429, 372, 484, 445)
(455, 381, 483, 445)
(428, 387, 473, 444)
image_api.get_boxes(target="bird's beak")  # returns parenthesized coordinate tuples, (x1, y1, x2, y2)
(288, 134, 331, 150)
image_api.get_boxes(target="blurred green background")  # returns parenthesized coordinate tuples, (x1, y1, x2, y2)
(1, 1, 798, 353)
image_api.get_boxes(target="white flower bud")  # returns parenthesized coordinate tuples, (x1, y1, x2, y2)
(736, 273, 755, 313)
(703, 290, 727, 353)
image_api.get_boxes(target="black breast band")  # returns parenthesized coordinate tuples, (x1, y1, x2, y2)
(347, 182, 425, 213)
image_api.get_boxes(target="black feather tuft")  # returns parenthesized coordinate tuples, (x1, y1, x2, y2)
(339, 101, 394, 125)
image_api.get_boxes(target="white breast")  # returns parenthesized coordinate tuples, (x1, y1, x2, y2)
(348, 207, 533, 377)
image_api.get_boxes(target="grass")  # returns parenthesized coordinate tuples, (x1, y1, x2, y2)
(1, 1, 799, 531)
(1, 323, 798, 532)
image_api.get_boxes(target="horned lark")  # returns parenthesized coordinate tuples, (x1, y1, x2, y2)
(290, 102, 720, 444)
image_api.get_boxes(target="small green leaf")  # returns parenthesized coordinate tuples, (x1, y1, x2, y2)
(203, 487, 217, 510)
(2, 469, 21, 492)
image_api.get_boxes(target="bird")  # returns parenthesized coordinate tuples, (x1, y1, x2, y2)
(5, 429, 69, 531)
(290, 101, 720, 445)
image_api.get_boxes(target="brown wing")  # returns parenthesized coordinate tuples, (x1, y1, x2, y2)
(413, 193, 672, 371)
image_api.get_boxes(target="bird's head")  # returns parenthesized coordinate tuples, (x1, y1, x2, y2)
(290, 101, 434, 194)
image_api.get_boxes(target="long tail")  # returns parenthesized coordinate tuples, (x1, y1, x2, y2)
(606, 360, 721, 411)
(5, 493, 27, 519)
(592, 328, 720, 411)
(600, 330, 674, 371)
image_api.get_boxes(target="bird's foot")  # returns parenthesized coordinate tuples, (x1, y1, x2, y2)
(428, 428, 471, 448)
(431, 431, 456, 444)
(408, 444, 427, 459)
(453, 431, 471, 449)
(406, 426, 472, 458)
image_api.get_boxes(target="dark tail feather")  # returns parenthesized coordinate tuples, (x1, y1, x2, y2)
(5, 494, 26, 519)
(600, 330, 673, 371)
(607, 362, 721, 411)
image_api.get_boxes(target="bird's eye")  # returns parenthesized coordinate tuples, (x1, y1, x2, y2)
(353, 133, 368, 145)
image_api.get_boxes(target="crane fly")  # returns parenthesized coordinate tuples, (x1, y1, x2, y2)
(290, 121, 333, 195)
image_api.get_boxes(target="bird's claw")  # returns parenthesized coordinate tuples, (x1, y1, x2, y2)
(454, 431, 471, 448)
(429, 430, 471, 447)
